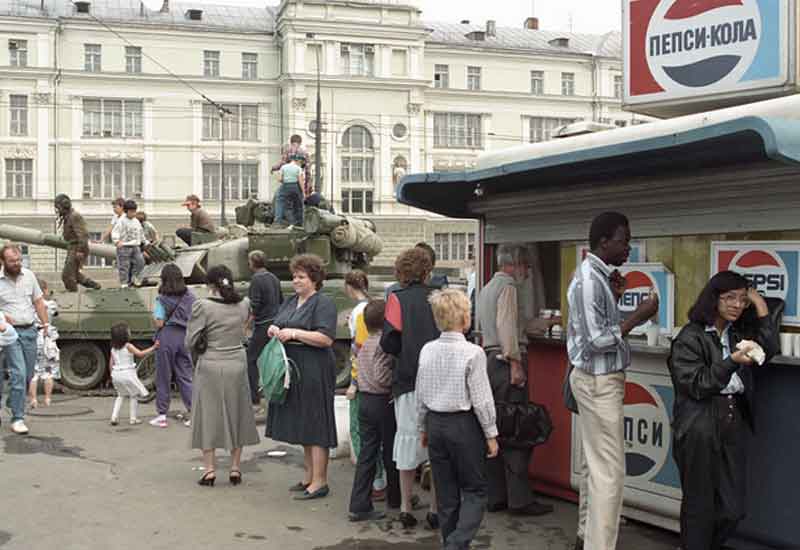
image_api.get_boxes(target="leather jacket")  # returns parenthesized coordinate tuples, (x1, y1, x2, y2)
(667, 316, 776, 443)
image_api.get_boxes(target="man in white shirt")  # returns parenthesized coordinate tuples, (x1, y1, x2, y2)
(0, 244, 49, 434)
(112, 200, 146, 288)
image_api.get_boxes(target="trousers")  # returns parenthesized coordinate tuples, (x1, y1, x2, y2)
(62, 248, 98, 291)
(155, 325, 193, 416)
(273, 182, 304, 226)
(117, 245, 144, 285)
(486, 353, 537, 510)
(674, 395, 747, 550)
(0, 336, 28, 421)
(111, 394, 139, 421)
(349, 393, 401, 513)
(427, 410, 488, 550)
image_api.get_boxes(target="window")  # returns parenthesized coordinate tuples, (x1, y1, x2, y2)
(5, 158, 33, 198)
(614, 75, 623, 99)
(204, 50, 220, 77)
(125, 46, 142, 74)
(242, 53, 258, 80)
(561, 72, 575, 96)
(83, 99, 143, 138)
(9, 95, 28, 136)
(341, 189, 374, 214)
(202, 162, 258, 200)
(340, 44, 375, 77)
(433, 113, 482, 149)
(529, 116, 575, 143)
(531, 70, 544, 95)
(467, 66, 482, 91)
(82, 160, 143, 199)
(434, 64, 449, 89)
(9, 39, 27, 67)
(202, 104, 259, 141)
(434, 232, 476, 262)
(341, 126, 375, 183)
(391, 49, 407, 76)
(84, 44, 101, 72)
(87, 232, 111, 267)
(614, 120, 628, 128)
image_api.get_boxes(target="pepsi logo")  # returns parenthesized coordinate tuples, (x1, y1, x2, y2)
(729, 249, 789, 301)
(646, 0, 761, 89)
(624, 382, 670, 478)
(619, 270, 658, 312)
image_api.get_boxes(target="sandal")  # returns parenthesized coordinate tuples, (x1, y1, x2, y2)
(289, 481, 310, 492)
(230, 470, 242, 486)
(198, 470, 216, 487)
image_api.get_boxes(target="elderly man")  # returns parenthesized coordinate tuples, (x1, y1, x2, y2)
(0, 244, 50, 434)
(176, 194, 216, 246)
(475, 244, 554, 517)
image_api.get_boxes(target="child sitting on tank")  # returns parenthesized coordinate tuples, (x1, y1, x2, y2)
(28, 279, 60, 408)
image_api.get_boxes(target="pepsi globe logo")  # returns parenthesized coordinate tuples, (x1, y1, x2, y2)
(646, 0, 761, 90)
(619, 271, 658, 312)
(729, 249, 789, 301)
(624, 382, 670, 478)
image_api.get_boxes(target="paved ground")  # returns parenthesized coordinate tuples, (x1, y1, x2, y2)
(0, 395, 680, 550)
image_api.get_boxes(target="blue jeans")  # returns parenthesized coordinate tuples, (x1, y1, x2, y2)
(274, 182, 304, 226)
(17, 326, 38, 384)
(1, 336, 30, 421)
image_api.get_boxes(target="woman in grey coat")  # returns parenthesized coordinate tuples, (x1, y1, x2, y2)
(186, 265, 260, 486)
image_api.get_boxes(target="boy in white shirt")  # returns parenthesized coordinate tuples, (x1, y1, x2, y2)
(112, 200, 146, 288)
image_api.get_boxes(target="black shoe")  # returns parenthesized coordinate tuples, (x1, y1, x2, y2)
(348, 510, 386, 522)
(426, 512, 439, 530)
(575, 536, 584, 550)
(509, 501, 554, 516)
(229, 470, 242, 486)
(293, 485, 329, 500)
(84, 280, 102, 290)
(398, 512, 418, 529)
(487, 502, 508, 513)
(289, 481, 310, 493)
(198, 470, 216, 487)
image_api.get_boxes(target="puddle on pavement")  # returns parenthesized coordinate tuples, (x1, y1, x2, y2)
(314, 534, 492, 550)
(2, 435, 84, 459)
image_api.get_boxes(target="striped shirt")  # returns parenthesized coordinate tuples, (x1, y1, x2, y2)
(416, 332, 498, 439)
(567, 253, 630, 375)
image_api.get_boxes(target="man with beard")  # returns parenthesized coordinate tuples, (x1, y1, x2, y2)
(0, 243, 50, 434)
(55, 194, 101, 291)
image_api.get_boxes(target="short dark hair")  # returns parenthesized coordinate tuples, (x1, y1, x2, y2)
(206, 265, 242, 304)
(158, 263, 187, 296)
(111, 198, 125, 208)
(688, 271, 749, 327)
(589, 212, 629, 250)
(290, 134, 302, 144)
(290, 254, 326, 290)
(363, 299, 385, 333)
(248, 250, 267, 270)
(110, 322, 130, 350)
(395, 247, 433, 286)
(123, 199, 138, 212)
(415, 242, 436, 267)
(345, 270, 369, 293)
(135, 211, 147, 222)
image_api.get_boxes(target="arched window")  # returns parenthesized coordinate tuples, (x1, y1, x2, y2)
(341, 125, 374, 184)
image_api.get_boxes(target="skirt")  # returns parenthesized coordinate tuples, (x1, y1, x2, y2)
(111, 368, 148, 398)
(393, 391, 428, 470)
(191, 348, 260, 450)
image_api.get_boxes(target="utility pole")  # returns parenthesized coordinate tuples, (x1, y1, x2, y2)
(307, 33, 323, 195)
(216, 104, 233, 226)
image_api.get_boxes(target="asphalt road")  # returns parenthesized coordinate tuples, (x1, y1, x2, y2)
(0, 395, 680, 550)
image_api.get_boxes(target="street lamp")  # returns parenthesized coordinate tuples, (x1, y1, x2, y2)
(306, 32, 322, 195)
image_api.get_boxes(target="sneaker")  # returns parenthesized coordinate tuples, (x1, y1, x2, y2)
(11, 420, 29, 434)
(149, 417, 168, 428)
(183, 419, 191, 428)
(129, 419, 142, 425)
(120, 284, 129, 289)
(110, 418, 119, 426)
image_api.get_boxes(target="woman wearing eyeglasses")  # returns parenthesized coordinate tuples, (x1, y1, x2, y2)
(668, 271, 776, 550)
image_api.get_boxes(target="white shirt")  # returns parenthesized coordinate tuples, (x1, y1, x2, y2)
(112, 216, 146, 247)
(111, 346, 136, 370)
(709, 324, 746, 395)
(0, 267, 43, 326)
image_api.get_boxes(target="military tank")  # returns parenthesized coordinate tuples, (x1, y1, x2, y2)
(0, 201, 386, 391)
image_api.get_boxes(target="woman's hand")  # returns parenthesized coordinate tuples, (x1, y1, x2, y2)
(747, 287, 769, 316)
(277, 328, 296, 343)
(486, 437, 499, 458)
(731, 349, 755, 365)
(267, 325, 281, 338)
(345, 384, 357, 401)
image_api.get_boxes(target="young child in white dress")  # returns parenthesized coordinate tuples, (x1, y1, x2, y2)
(109, 322, 158, 426)
(29, 280, 60, 408)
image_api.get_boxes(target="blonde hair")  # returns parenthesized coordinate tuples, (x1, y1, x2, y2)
(428, 289, 471, 332)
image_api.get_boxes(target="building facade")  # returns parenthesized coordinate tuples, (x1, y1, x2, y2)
(0, 0, 638, 274)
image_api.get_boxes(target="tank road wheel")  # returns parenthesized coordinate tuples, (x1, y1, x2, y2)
(60, 342, 107, 390)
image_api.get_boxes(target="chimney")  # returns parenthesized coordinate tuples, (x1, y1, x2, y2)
(486, 20, 496, 37)
(74, 1, 91, 14)
(524, 17, 539, 30)
(160, 0, 169, 13)
(186, 8, 203, 20)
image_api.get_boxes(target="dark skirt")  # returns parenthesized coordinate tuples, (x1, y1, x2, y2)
(265, 343, 338, 448)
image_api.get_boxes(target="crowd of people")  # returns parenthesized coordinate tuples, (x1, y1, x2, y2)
(0, 208, 778, 550)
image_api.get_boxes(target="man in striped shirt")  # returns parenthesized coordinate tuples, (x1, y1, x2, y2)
(566, 212, 658, 550)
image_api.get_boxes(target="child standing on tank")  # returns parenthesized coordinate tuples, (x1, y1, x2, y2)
(112, 200, 146, 288)
(109, 322, 157, 426)
(28, 279, 60, 408)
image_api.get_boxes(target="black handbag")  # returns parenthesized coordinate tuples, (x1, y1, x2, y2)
(495, 401, 553, 449)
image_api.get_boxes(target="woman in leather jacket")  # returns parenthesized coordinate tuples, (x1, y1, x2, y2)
(668, 271, 776, 550)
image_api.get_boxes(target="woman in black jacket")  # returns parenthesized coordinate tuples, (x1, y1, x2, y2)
(668, 271, 776, 550)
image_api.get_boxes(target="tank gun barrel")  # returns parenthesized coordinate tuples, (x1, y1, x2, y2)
(0, 224, 117, 260)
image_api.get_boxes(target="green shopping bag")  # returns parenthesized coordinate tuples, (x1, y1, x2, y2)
(257, 338, 298, 404)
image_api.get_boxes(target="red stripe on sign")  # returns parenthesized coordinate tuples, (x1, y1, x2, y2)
(718, 250, 737, 271)
(665, 0, 743, 20)
(624, 382, 658, 407)
(629, 0, 664, 96)
(735, 250, 781, 268)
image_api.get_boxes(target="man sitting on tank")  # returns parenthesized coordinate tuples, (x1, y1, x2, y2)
(176, 194, 216, 247)
(55, 194, 101, 291)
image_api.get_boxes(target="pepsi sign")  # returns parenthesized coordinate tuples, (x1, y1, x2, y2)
(712, 241, 800, 326)
(618, 263, 676, 335)
(625, 0, 789, 106)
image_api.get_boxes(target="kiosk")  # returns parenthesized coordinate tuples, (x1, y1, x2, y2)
(397, 94, 800, 549)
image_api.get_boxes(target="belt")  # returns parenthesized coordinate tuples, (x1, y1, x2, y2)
(13, 324, 33, 330)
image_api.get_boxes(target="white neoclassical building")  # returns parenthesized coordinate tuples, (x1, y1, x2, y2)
(0, 0, 640, 271)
